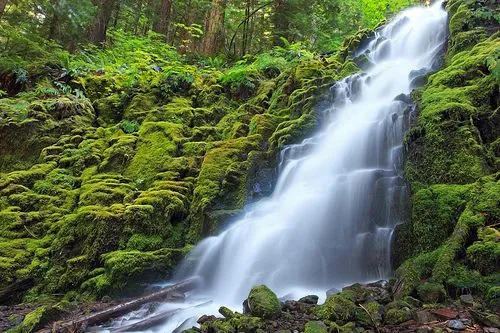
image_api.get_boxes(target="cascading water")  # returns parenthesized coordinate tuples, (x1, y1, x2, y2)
(103, 2, 448, 332)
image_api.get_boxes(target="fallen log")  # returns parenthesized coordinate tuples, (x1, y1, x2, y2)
(36, 278, 200, 333)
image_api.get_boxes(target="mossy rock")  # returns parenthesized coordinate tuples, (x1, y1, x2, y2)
(304, 321, 328, 333)
(384, 308, 412, 325)
(246, 285, 281, 319)
(315, 290, 358, 325)
(417, 283, 446, 304)
(6, 306, 63, 333)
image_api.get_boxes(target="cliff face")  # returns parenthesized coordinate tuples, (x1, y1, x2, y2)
(0, 32, 364, 301)
(394, 0, 499, 306)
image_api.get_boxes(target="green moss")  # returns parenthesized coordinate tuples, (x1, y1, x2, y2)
(125, 121, 185, 184)
(246, 285, 281, 319)
(417, 283, 446, 304)
(304, 321, 328, 333)
(467, 241, 500, 275)
(315, 291, 358, 325)
(384, 308, 412, 325)
(123, 93, 158, 122)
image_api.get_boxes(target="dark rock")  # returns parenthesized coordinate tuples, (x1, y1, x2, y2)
(394, 93, 412, 104)
(298, 295, 319, 305)
(447, 319, 466, 330)
(197, 314, 216, 324)
(326, 287, 340, 296)
(459, 294, 474, 306)
(243, 299, 250, 314)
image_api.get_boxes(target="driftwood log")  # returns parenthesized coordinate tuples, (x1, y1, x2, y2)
(36, 278, 199, 333)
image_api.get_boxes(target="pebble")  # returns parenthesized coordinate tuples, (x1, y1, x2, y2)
(447, 319, 466, 330)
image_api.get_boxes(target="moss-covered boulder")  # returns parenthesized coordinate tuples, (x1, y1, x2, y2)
(417, 283, 446, 304)
(315, 291, 358, 325)
(246, 285, 281, 319)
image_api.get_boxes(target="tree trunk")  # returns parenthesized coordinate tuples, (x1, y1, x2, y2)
(0, 0, 8, 19)
(201, 0, 226, 55)
(86, 0, 116, 44)
(272, 0, 289, 46)
(153, 0, 172, 37)
(133, 0, 143, 35)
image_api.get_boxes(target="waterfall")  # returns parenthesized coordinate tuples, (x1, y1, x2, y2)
(104, 2, 448, 331)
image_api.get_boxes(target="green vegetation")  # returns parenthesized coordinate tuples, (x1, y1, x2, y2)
(393, 0, 499, 308)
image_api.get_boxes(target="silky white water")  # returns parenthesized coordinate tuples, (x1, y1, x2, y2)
(102, 2, 448, 332)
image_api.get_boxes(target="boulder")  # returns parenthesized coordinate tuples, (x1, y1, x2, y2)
(417, 283, 446, 304)
(246, 285, 281, 319)
(459, 294, 474, 306)
(298, 295, 319, 305)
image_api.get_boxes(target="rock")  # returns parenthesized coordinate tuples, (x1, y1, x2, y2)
(218, 306, 234, 319)
(101, 295, 112, 303)
(197, 314, 216, 324)
(447, 319, 466, 330)
(417, 283, 446, 304)
(168, 292, 185, 301)
(304, 321, 328, 333)
(246, 285, 281, 319)
(414, 310, 437, 324)
(243, 299, 250, 314)
(326, 287, 340, 296)
(384, 308, 412, 325)
(342, 282, 391, 304)
(459, 294, 474, 306)
(430, 308, 458, 320)
(394, 93, 412, 104)
(298, 295, 319, 305)
(315, 291, 358, 324)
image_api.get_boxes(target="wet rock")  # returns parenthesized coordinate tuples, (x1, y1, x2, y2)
(326, 287, 340, 296)
(298, 295, 319, 305)
(197, 314, 216, 324)
(246, 285, 281, 319)
(459, 294, 474, 306)
(447, 319, 466, 330)
(394, 93, 412, 104)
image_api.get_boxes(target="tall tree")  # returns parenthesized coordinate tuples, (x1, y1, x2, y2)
(272, 0, 289, 45)
(153, 0, 172, 37)
(0, 0, 8, 19)
(201, 0, 226, 55)
(86, 0, 116, 44)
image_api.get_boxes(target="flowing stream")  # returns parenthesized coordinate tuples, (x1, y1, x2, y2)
(102, 2, 448, 332)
